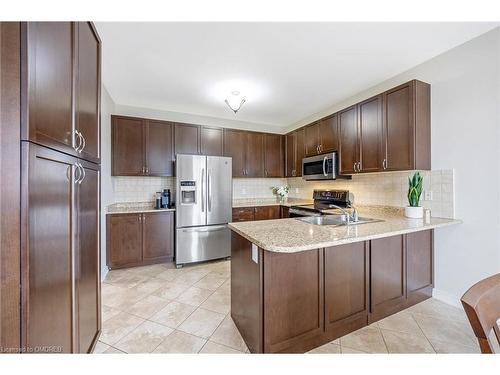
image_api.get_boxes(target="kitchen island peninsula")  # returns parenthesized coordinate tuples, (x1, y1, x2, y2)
(228, 207, 461, 353)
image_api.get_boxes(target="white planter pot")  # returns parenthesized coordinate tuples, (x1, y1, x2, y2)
(405, 206, 424, 219)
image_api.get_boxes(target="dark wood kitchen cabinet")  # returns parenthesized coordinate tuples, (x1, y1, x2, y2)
(75, 22, 101, 163)
(370, 234, 406, 322)
(338, 105, 358, 174)
(406, 230, 433, 306)
(112, 115, 174, 176)
(246, 132, 264, 177)
(223, 129, 247, 177)
(304, 121, 320, 156)
(22, 143, 100, 353)
(338, 96, 383, 174)
(263, 133, 284, 177)
(232, 206, 280, 222)
(384, 80, 431, 171)
(324, 242, 369, 337)
(285, 128, 305, 177)
(107, 211, 174, 269)
(200, 126, 223, 156)
(174, 123, 200, 156)
(22, 22, 101, 164)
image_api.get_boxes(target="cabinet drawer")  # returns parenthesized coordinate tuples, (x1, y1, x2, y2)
(232, 207, 255, 222)
(254, 206, 280, 220)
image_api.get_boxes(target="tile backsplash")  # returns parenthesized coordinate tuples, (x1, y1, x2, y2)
(113, 177, 176, 203)
(287, 169, 454, 218)
(111, 170, 454, 218)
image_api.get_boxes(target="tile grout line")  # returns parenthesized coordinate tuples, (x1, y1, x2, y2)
(408, 311, 438, 354)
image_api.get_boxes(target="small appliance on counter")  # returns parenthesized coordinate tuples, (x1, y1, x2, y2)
(155, 189, 172, 209)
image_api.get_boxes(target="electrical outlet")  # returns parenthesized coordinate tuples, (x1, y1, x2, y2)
(295, 188, 299, 194)
(424, 190, 433, 201)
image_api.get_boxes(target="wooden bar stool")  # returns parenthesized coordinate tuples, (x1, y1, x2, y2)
(461, 273, 500, 353)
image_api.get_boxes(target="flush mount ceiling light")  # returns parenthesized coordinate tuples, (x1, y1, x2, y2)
(224, 91, 246, 114)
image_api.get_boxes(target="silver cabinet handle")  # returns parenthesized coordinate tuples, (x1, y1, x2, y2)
(80, 131, 86, 152)
(353, 162, 357, 173)
(323, 156, 327, 176)
(201, 168, 205, 212)
(208, 169, 212, 212)
(73, 130, 82, 152)
(74, 163, 81, 184)
(357, 161, 362, 172)
(78, 163, 85, 184)
(145, 167, 149, 174)
(382, 158, 387, 170)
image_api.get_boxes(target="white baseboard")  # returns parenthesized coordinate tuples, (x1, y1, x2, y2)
(432, 288, 462, 308)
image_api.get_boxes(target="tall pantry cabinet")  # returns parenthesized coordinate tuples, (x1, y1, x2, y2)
(20, 22, 101, 353)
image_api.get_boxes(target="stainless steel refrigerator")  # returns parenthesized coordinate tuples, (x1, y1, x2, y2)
(175, 154, 232, 267)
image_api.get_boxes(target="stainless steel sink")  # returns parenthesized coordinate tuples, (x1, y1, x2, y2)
(296, 215, 383, 226)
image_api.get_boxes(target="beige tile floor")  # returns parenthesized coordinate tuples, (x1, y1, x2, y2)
(95, 261, 480, 354)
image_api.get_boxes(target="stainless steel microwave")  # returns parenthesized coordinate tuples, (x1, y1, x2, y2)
(302, 152, 339, 180)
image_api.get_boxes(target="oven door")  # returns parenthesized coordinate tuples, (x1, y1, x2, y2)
(302, 152, 336, 180)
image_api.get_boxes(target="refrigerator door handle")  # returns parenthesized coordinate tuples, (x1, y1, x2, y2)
(201, 168, 205, 212)
(208, 169, 212, 212)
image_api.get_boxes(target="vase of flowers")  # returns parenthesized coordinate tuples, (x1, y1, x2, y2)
(272, 185, 290, 203)
(405, 172, 424, 218)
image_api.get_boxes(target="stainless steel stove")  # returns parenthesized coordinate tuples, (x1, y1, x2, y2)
(289, 190, 354, 217)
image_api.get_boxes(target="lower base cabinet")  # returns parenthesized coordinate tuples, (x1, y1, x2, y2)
(232, 205, 280, 222)
(231, 229, 434, 353)
(107, 211, 174, 269)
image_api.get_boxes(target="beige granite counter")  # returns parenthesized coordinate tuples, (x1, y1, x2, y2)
(232, 198, 313, 208)
(107, 202, 175, 214)
(228, 206, 461, 253)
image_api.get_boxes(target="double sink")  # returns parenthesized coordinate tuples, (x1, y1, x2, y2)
(297, 214, 382, 226)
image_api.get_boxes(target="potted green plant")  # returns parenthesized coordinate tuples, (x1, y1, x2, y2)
(405, 172, 424, 218)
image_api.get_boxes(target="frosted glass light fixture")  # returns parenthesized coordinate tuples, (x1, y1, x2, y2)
(224, 91, 246, 113)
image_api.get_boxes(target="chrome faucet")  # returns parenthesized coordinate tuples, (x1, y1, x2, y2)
(327, 204, 359, 225)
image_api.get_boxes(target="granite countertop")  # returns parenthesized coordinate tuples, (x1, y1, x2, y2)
(107, 202, 175, 214)
(232, 198, 313, 208)
(228, 206, 461, 253)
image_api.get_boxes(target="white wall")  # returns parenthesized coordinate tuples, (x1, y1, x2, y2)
(287, 27, 500, 306)
(115, 104, 284, 134)
(100, 85, 116, 280)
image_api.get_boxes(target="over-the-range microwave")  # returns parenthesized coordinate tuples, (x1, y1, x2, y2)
(302, 151, 350, 180)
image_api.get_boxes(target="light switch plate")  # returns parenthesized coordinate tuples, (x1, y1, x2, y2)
(251, 244, 258, 264)
(424, 190, 433, 201)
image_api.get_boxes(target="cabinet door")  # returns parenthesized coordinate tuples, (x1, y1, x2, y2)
(223, 129, 246, 177)
(232, 207, 255, 222)
(338, 105, 358, 174)
(143, 212, 174, 262)
(263, 249, 324, 353)
(254, 206, 280, 221)
(246, 132, 264, 177)
(146, 120, 173, 176)
(406, 230, 433, 306)
(107, 214, 143, 268)
(325, 242, 369, 334)
(295, 128, 305, 177)
(304, 122, 320, 156)
(112, 116, 145, 176)
(370, 235, 406, 322)
(280, 206, 290, 218)
(25, 144, 76, 353)
(319, 114, 338, 153)
(285, 133, 295, 177)
(200, 126, 223, 156)
(25, 22, 74, 154)
(359, 95, 383, 173)
(264, 134, 283, 177)
(384, 82, 415, 171)
(76, 162, 100, 353)
(75, 22, 100, 163)
(174, 123, 199, 156)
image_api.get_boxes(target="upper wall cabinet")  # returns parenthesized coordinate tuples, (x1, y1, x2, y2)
(383, 80, 430, 171)
(112, 116, 174, 176)
(200, 126, 224, 156)
(285, 128, 305, 177)
(174, 123, 200, 156)
(304, 115, 339, 157)
(263, 133, 283, 177)
(22, 22, 101, 164)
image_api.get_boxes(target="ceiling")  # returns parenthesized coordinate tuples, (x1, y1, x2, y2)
(96, 22, 498, 130)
